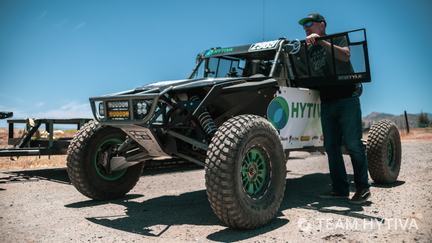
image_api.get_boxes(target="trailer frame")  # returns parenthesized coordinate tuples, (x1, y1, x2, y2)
(0, 118, 91, 157)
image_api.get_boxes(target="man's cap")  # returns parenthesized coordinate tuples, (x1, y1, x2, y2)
(298, 13, 326, 26)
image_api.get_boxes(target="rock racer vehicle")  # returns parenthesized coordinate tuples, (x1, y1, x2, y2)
(67, 29, 402, 229)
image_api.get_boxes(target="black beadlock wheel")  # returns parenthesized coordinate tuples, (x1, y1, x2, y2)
(366, 120, 402, 184)
(66, 120, 144, 200)
(205, 115, 286, 229)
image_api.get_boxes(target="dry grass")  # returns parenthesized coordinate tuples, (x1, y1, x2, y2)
(0, 155, 66, 170)
(400, 127, 432, 141)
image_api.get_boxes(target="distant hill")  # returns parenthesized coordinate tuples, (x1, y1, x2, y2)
(363, 112, 432, 129)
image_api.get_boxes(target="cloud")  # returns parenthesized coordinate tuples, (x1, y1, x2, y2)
(0, 102, 92, 128)
(0, 107, 26, 128)
(33, 101, 93, 119)
(0, 105, 25, 117)
(73, 22, 87, 31)
(0, 102, 92, 120)
(35, 102, 45, 108)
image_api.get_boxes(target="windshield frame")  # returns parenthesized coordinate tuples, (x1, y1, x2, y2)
(189, 39, 287, 79)
(189, 54, 278, 79)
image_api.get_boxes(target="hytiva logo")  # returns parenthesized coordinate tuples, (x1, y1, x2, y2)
(267, 96, 321, 130)
(204, 48, 234, 57)
(290, 101, 321, 119)
(267, 97, 289, 130)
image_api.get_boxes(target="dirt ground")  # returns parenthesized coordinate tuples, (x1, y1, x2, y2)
(0, 129, 431, 242)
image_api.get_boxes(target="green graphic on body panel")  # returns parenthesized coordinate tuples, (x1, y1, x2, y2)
(204, 48, 234, 57)
(267, 87, 323, 149)
(267, 97, 289, 130)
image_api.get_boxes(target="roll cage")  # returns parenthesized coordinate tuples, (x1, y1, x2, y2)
(89, 29, 370, 127)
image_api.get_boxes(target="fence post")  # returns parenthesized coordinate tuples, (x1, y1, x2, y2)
(404, 110, 410, 134)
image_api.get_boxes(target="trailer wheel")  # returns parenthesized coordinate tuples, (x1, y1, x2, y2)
(66, 121, 144, 200)
(205, 115, 286, 229)
(367, 120, 402, 184)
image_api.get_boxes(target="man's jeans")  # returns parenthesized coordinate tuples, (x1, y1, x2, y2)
(321, 96, 369, 194)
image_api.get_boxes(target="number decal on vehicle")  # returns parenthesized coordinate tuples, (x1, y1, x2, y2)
(249, 40, 280, 52)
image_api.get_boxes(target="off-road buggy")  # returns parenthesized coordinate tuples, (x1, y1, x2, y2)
(66, 29, 402, 229)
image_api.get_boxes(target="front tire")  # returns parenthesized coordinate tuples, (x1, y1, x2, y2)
(66, 121, 144, 200)
(205, 115, 286, 229)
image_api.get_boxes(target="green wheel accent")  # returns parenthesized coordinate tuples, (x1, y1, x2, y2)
(387, 141, 394, 168)
(241, 147, 269, 197)
(93, 138, 127, 181)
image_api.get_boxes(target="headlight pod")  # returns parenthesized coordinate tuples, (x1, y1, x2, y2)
(136, 101, 148, 115)
(98, 102, 105, 117)
(106, 101, 130, 119)
(107, 101, 129, 109)
(97, 100, 152, 121)
(133, 100, 151, 119)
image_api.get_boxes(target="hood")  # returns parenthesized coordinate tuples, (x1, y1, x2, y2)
(135, 77, 254, 92)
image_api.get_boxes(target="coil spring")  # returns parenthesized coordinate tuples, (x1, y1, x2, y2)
(190, 96, 217, 136)
(197, 111, 217, 136)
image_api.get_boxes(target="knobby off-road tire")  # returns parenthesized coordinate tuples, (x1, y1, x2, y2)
(366, 120, 402, 184)
(66, 121, 144, 200)
(205, 115, 286, 229)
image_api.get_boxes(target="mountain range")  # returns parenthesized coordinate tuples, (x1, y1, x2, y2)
(363, 112, 432, 129)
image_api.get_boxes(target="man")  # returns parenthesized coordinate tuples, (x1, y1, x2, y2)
(298, 13, 370, 204)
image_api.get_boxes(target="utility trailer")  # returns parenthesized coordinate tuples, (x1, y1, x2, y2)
(0, 116, 91, 157)
(0, 114, 192, 170)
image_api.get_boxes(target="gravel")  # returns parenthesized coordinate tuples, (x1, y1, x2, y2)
(0, 140, 431, 242)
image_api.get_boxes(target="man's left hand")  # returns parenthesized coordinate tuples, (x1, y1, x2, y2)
(306, 33, 321, 45)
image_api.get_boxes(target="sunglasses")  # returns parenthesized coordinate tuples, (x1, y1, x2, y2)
(303, 21, 316, 28)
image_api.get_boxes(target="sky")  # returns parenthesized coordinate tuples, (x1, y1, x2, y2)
(1, 0, 431, 127)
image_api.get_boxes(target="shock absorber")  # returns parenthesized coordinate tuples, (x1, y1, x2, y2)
(197, 111, 217, 136)
(190, 96, 217, 136)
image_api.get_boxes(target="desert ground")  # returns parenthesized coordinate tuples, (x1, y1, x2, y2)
(0, 127, 431, 242)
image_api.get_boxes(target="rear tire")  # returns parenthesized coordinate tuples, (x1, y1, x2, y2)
(366, 120, 402, 184)
(205, 115, 286, 229)
(66, 121, 144, 200)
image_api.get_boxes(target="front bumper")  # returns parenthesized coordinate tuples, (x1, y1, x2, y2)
(89, 86, 172, 126)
